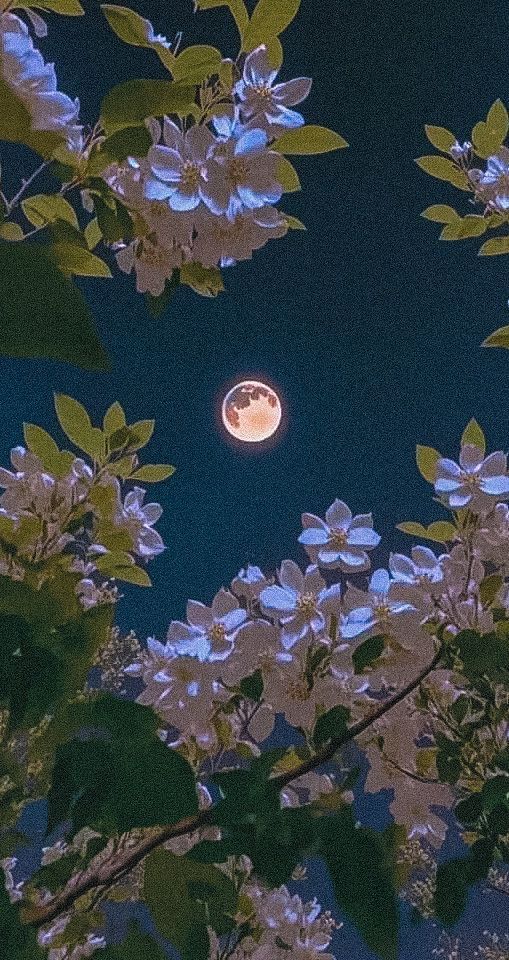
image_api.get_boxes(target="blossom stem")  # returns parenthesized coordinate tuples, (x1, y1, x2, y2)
(7, 161, 49, 215)
(21, 644, 443, 928)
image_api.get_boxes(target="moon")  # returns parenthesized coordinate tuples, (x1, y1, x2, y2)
(221, 380, 282, 443)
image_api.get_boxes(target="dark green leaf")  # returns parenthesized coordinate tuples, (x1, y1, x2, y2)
(434, 839, 495, 923)
(144, 849, 237, 960)
(312, 705, 350, 747)
(319, 809, 400, 960)
(239, 669, 264, 701)
(100, 925, 168, 960)
(352, 635, 386, 673)
(0, 240, 110, 370)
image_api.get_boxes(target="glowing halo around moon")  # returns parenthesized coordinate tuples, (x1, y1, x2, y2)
(221, 380, 283, 443)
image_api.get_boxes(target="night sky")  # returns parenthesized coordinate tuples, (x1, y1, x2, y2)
(3, 0, 509, 955)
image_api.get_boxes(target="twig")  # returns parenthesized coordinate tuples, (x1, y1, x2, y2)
(21, 645, 443, 927)
(6, 162, 49, 214)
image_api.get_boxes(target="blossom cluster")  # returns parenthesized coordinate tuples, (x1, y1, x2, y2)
(106, 43, 312, 293)
(0, 398, 169, 609)
(0, 11, 82, 151)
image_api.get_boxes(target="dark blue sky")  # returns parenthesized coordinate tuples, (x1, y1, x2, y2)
(2, 0, 509, 954)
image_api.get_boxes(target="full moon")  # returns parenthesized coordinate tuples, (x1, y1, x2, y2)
(221, 380, 282, 443)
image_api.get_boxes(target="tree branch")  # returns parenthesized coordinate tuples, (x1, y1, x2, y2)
(21, 645, 443, 927)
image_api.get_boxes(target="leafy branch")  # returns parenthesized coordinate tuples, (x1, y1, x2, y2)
(22, 643, 443, 927)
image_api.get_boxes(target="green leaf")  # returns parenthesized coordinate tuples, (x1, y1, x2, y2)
(0, 883, 45, 960)
(47, 721, 198, 833)
(103, 401, 126, 435)
(0, 223, 24, 241)
(101, 80, 199, 133)
(0, 240, 109, 371)
(84, 217, 102, 250)
(100, 925, 168, 960)
(145, 268, 181, 317)
(0, 78, 64, 159)
(180, 262, 225, 297)
(482, 324, 509, 348)
(352, 634, 386, 673)
(478, 236, 509, 256)
(319, 810, 399, 960)
(23, 424, 61, 473)
(16, 0, 84, 13)
(0, 576, 112, 731)
(421, 204, 460, 223)
(54, 393, 105, 459)
(471, 100, 509, 159)
(416, 444, 441, 483)
(129, 464, 176, 482)
(284, 213, 306, 229)
(87, 126, 154, 175)
(479, 574, 503, 607)
(172, 45, 223, 83)
(127, 419, 155, 450)
(239, 668, 264, 701)
(434, 839, 495, 923)
(112, 564, 152, 586)
(101, 4, 166, 47)
(49, 242, 112, 278)
(454, 629, 509, 682)
(273, 124, 348, 154)
(312, 704, 350, 747)
(243, 0, 300, 49)
(435, 736, 462, 785)
(424, 125, 457, 152)
(276, 156, 301, 192)
(439, 215, 488, 240)
(461, 418, 485, 453)
(144, 849, 237, 960)
(21, 193, 79, 230)
(415, 156, 471, 190)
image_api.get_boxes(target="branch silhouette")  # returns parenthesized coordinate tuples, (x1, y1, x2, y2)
(22, 644, 443, 927)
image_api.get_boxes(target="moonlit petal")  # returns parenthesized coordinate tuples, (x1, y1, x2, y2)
(260, 584, 296, 613)
(298, 527, 329, 546)
(348, 526, 380, 547)
(186, 601, 213, 629)
(271, 77, 312, 106)
(278, 559, 304, 592)
(459, 444, 484, 471)
(369, 568, 391, 595)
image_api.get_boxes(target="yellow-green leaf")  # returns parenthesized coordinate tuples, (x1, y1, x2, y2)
(172, 45, 223, 83)
(23, 424, 61, 472)
(0, 223, 24, 241)
(482, 324, 509, 348)
(84, 218, 102, 251)
(181, 262, 224, 297)
(49, 242, 112, 278)
(243, 0, 300, 49)
(130, 464, 176, 482)
(54, 393, 104, 460)
(421, 204, 460, 224)
(439, 216, 487, 240)
(21, 193, 79, 230)
(415, 156, 470, 191)
(104, 401, 126, 435)
(416, 444, 441, 483)
(264, 36, 284, 69)
(113, 564, 152, 586)
(276, 156, 301, 192)
(101, 4, 169, 51)
(128, 420, 155, 450)
(283, 213, 306, 230)
(471, 99, 509, 159)
(461, 418, 485, 454)
(478, 236, 509, 256)
(424, 125, 456, 153)
(273, 125, 348, 154)
(100, 80, 199, 133)
(14, 0, 84, 14)
(397, 520, 457, 544)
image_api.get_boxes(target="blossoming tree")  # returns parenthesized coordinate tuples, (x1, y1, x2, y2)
(0, 0, 346, 369)
(0, 392, 507, 960)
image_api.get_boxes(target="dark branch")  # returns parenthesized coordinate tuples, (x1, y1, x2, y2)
(21, 644, 443, 927)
